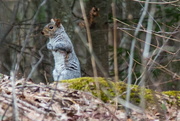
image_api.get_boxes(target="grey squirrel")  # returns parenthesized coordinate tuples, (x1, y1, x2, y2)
(41, 19, 81, 81)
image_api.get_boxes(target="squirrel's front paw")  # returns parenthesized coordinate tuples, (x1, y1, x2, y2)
(47, 44, 60, 52)
(47, 43, 53, 50)
(54, 44, 72, 53)
(54, 44, 65, 52)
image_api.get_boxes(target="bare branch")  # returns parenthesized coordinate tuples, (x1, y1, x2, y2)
(133, 0, 179, 4)
(10, 0, 47, 120)
(0, 1, 20, 45)
(79, 0, 98, 78)
(24, 45, 45, 85)
(79, 0, 101, 99)
(126, 0, 150, 115)
(112, 2, 119, 84)
(140, 1, 156, 109)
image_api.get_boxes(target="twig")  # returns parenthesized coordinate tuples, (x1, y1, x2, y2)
(24, 45, 45, 85)
(1, 101, 11, 121)
(14, 0, 47, 87)
(148, 25, 180, 71)
(126, 0, 150, 115)
(133, 0, 179, 4)
(117, 28, 176, 55)
(112, 2, 119, 84)
(19, 45, 45, 94)
(117, 97, 144, 113)
(1, 94, 52, 115)
(79, 1, 98, 78)
(102, 104, 121, 121)
(74, 27, 108, 78)
(117, 27, 180, 42)
(10, 0, 47, 120)
(11, 71, 19, 121)
(140, 0, 156, 110)
(0, 0, 13, 13)
(79, 0, 100, 99)
(0, 1, 20, 45)
(13, 0, 47, 79)
(149, 59, 180, 78)
(71, 0, 83, 20)
(112, 1, 119, 108)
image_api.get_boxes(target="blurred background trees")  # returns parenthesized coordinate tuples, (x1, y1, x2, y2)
(0, 0, 179, 90)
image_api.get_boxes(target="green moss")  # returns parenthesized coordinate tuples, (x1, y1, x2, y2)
(61, 77, 180, 108)
(162, 91, 180, 98)
(162, 91, 180, 106)
(61, 77, 154, 104)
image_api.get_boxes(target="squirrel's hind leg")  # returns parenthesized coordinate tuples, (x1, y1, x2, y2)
(60, 70, 81, 80)
(53, 69, 81, 81)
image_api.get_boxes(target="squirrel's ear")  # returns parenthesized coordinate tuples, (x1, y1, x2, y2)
(50, 19, 55, 23)
(54, 19, 61, 28)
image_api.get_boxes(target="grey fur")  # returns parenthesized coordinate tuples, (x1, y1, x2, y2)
(46, 24, 81, 81)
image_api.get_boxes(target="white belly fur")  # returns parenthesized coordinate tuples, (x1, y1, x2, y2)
(52, 51, 66, 72)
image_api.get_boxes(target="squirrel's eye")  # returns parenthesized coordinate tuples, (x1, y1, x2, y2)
(49, 26, 53, 29)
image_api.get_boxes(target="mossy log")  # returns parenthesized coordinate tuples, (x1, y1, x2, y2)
(61, 77, 180, 108)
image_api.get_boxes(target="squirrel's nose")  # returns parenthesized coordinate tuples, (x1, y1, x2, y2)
(41, 31, 44, 35)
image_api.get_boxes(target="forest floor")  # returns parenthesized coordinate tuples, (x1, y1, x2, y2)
(0, 74, 179, 121)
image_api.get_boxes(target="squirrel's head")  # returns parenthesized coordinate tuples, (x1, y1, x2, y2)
(41, 18, 61, 37)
